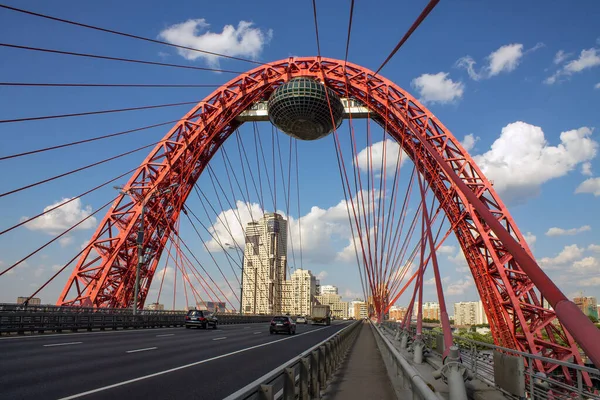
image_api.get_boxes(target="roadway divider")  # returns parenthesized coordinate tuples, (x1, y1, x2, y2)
(223, 320, 362, 400)
(370, 320, 439, 400)
(0, 303, 273, 334)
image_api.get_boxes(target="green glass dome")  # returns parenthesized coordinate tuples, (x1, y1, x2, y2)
(267, 77, 345, 141)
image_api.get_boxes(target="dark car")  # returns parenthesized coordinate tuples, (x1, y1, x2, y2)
(270, 315, 296, 335)
(185, 310, 218, 329)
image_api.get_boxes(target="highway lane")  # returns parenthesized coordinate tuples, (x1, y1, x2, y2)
(0, 321, 351, 399)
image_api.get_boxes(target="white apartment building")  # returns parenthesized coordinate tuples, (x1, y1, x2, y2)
(316, 293, 349, 318)
(241, 213, 288, 314)
(320, 285, 338, 295)
(454, 301, 488, 326)
(288, 269, 317, 316)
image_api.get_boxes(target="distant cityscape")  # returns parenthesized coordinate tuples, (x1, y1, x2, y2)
(15, 210, 600, 326)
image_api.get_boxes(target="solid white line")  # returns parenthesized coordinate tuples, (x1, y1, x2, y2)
(0, 327, 182, 341)
(58, 325, 332, 400)
(43, 341, 82, 347)
(156, 334, 174, 337)
(126, 347, 157, 354)
(253, 332, 262, 334)
(212, 337, 227, 341)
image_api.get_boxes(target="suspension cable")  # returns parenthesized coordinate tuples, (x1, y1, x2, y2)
(0, 4, 267, 66)
(374, 0, 441, 75)
(0, 140, 161, 198)
(311, 0, 322, 57)
(0, 82, 221, 88)
(0, 100, 200, 124)
(0, 43, 242, 74)
(344, 0, 355, 64)
(0, 119, 179, 161)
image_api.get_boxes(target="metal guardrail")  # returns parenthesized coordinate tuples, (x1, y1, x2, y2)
(371, 321, 440, 400)
(0, 303, 274, 334)
(382, 321, 600, 400)
(224, 320, 362, 400)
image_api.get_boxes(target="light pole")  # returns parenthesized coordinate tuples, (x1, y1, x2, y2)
(116, 183, 178, 315)
(226, 242, 244, 315)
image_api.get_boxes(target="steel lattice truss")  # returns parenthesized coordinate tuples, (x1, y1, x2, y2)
(58, 57, 584, 376)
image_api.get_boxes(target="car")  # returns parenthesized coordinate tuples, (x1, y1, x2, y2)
(185, 310, 218, 329)
(270, 315, 296, 335)
(296, 316, 307, 324)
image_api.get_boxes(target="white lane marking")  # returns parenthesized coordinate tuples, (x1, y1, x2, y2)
(0, 322, 271, 341)
(156, 334, 174, 337)
(212, 337, 227, 341)
(43, 341, 82, 347)
(253, 332, 261, 334)
(58, 325, 332, 400)
(243, 327, 251, 329)
(126, 347, 157, 354)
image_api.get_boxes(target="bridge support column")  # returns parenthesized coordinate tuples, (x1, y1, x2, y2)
(432, 345, 471, 400)
(412, 336, 425, 364)
(400, 330, 409, 349)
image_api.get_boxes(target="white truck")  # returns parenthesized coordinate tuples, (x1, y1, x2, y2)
(311, 305, 331, 325)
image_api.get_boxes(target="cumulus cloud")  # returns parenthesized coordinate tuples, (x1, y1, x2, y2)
(545, 47, 600, 84)
(523, 232, 537, 248)
(457, 43, 542, 81)
(545, 225, 591, 237)
(461, 134, 479, 152)
(554, 50, 572, 65)
(595, 83, 600, 89)
(576, 177, 600, 196)
(437, 245, 456, 255)
(539, 244, 585, 269)
(581, 162, 593, 176)
(446, 279, 473, 295)
(59, 236, 74, 248)
(473, 122, 598, 202)
(354, 139, 408, 174)
(589, 244, 600, 253)
(317, 271, 329, 281)
(579, 276, 600, 287)
(158, 19, 272, 67)
(411, 72, 464, 104)
(424, 276, 450, 286)
(21, 198, 97, 234)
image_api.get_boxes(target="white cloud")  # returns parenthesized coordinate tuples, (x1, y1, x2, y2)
(446, 279, 473, 295)
(545, 225, 591, 237)
(80, 240, 90, 251)
(579, 276, 600, 287)
(581, 162, 593, 176)
(461, 134, 479, 152)
(437, 245, 456, 255)
(572, 257, 600, 274)
(554, 50, 571, 65)
(576, 177, 600, 196)
(21, 198, 97, 234)
(158, 19, 272, 67)
(354, 139, 408, 173)
(545, 47, 600, 84)
(411, 72, 464, 104)
(539, 244, 585, 269)
(424, 276, 450, 286)
(317, 271, 329, 281)
(457, 43, 540, 81)
(473, 122, 598, 202)
(58, 236, 74, 247)
(588, 244, 600, 253)
(523, 232, 537, 248)
(595, 83, 600, 89)
(448, 248, 469, 273)
(51, 264, 63, 272)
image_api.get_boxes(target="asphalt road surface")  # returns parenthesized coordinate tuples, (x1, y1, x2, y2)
(0, 320, 351, 400)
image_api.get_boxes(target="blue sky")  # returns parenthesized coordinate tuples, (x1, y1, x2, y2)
(0, 0, 599, 312)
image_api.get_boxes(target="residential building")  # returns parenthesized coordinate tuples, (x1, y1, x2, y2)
(422, 302, 440, 321)
(348, 299, 364, 318)
(350, 301, 368, 319)
(17, 297, 41, 305)
(241, 213, 288, 315)
(389, 306, 408, 322)
(316, 293, 349, 319)
(454, 301, 488, 326)
(574, 296, 598, 319)
(320, 285, 338, 295)
(288, 269, 317, 316)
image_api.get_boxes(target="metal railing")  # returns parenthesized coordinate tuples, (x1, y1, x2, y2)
(381, 321, 600, 400)
(224, 320, 362, 400)
(371, 321, 440, 400)
(0, 303, 274, 334)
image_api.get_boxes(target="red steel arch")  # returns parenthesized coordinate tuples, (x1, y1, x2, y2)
(58, 56, 594, 372)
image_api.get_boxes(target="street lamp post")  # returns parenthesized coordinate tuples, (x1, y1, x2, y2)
(116, 184, 177, 315)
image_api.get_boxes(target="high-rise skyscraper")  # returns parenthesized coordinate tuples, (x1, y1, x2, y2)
(241, 213, 288, 314)
(454, 301, 488, 325)
(320, 285, 338, 295)
(290, 269, 317, 316)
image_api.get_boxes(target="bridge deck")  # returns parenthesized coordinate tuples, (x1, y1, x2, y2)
(325, 321, 396, 400)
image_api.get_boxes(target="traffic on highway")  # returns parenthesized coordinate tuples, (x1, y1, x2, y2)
(0, 317, 352, 400)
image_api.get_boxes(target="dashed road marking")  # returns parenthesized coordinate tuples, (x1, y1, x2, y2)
(126, 347, 157, 353)
(43, 341, 82, 347)
(212, 337, 227, 341)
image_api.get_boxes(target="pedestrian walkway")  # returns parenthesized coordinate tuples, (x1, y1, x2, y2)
(325, 321, 396, 400)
